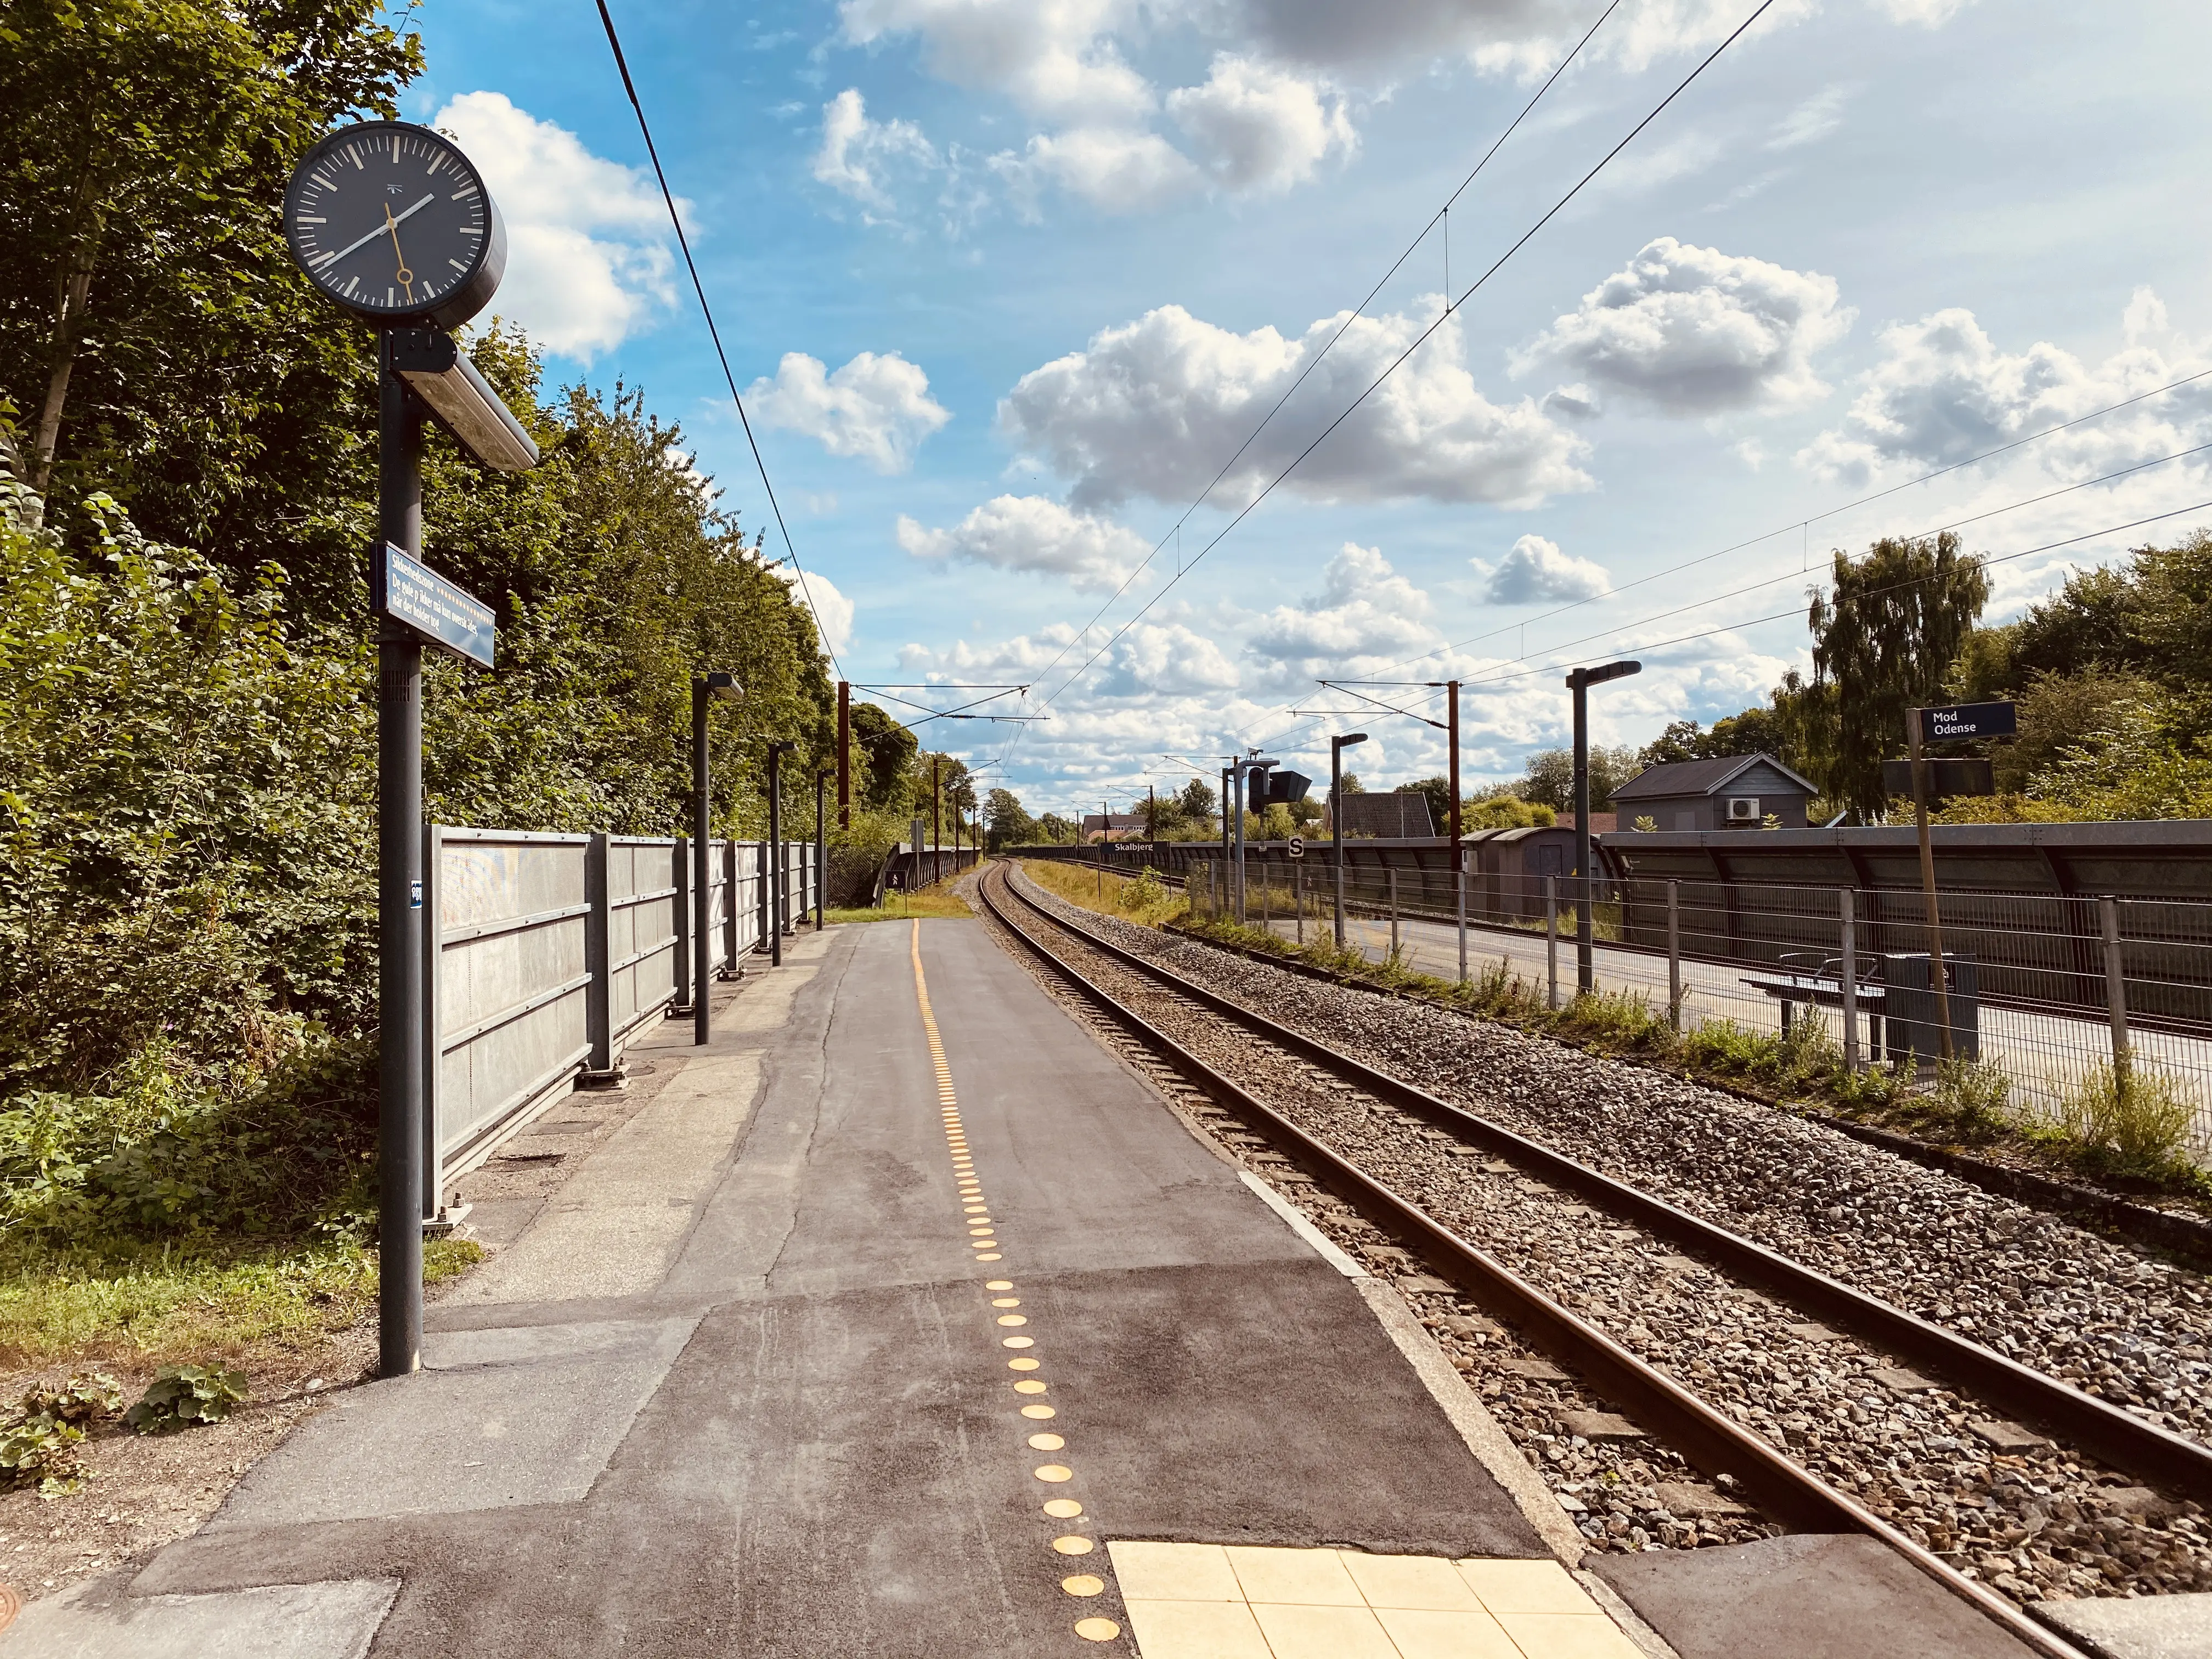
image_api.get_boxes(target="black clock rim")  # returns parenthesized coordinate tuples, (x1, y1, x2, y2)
(283, 119, 505, 330)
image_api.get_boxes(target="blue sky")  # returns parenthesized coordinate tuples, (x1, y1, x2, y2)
(404, 1, 2212, 820)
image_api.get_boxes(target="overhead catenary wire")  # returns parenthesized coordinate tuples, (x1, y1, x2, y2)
(1002, 0, 1626, 728)
(1026, 0, 1779, 722)
(593, 0, 842, 680)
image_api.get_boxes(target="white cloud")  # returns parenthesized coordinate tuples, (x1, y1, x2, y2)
(434, 92, 679, 360)
(780, 566, 855, 654)
(1474, 534, 1611, 603)
(1167, 55, 1355, 194)
(991, 126, 1204, 216)
(1875, 0, 1974, 24)
(812, 88, 938, 210)
(1002, 299, 1590, 510)
(838, 0, 1150, 120)
(746, 350, 951, 473)
(1246, 542, 1436, 669)
(1515, 237, 1853, 415)
(1797, 292, 2212, 487)
(896, 494, 1152, 589)
(1770, 83, 1851, 150)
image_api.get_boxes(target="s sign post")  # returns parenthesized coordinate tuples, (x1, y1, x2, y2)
(1905, 700, 2016, 1063)
(284, 122, 540, 1380)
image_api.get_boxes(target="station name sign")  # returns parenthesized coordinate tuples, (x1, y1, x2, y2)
(376, 543, 495, 668)
(1916, 701, 2016, 743)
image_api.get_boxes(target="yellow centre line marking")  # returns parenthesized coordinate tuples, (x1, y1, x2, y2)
(912, 921, 1121, 1644)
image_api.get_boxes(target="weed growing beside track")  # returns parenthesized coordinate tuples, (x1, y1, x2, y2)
(1018, 859, 1187, 928)
(1172, 913, 2212, 1213)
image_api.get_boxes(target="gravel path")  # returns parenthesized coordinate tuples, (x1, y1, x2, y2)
(997, 867, 2212, 1605)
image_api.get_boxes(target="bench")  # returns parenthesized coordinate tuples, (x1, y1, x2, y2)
(1740, 954, 1890, 1060)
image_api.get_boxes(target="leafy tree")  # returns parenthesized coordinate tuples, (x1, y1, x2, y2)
(849, 702, 918, 812)
(1463, 795, 1556, 830)
(1799, 531, 1989, 819)
(1336, 772, 1364, 795)
(0, 0, 419, 562)
(1515, 746, 1641, 812)
(984, 787, 1037, 849)
(1036, 812, 1078, 845)
(1639, 707, 1797, 770)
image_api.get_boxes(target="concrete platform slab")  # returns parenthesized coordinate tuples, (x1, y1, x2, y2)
(2030, 1592, 2212, 1659)
(1587, 1532, 2041, 1658)
(0, 1576, 396, 1659)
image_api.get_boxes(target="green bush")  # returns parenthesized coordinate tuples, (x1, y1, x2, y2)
(2058, 1060, 2201, 1177)
(0, 1370, 120, 1496)
(1931, 1056, 2013, 1142)
(125, 1363, 248, 1434)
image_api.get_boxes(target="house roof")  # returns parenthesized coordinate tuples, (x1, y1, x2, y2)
(1335, 793, 1436, 838)
(1611, 753, 1819, 802)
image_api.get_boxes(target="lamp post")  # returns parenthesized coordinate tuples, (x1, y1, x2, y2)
(1331, 732, 1368, 946)
(1566, 660, 1641, 995)
(815, 770, 832, 930)
(691, 673, 743, 1045)
(766, 740, 796, 967)
(931, 754, 942, 887)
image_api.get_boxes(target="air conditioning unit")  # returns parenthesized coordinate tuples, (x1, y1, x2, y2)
(1725, 797, 1761, 823)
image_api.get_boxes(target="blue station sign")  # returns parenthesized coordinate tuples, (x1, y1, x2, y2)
(1917, 701, 2017, 743)
(376, 543, 495, 668)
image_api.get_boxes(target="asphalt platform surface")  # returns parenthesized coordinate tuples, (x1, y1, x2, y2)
(13, 917, 1550, 1657)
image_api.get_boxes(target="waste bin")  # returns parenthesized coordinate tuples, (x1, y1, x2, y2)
(1881, 952, 1979, 1064)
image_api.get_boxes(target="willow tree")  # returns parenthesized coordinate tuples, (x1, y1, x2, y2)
(1800, 531, 1989, 819)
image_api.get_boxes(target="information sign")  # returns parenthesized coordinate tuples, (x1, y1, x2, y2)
(376, 543, 495, 667)
(1288, 836, 1305, 860)
(1916, 701, 2017, 742)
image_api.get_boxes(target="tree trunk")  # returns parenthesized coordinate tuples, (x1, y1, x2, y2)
(25, 146, 104, 534)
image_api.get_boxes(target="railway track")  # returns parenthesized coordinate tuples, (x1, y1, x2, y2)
(978, 861, 2212, 1659)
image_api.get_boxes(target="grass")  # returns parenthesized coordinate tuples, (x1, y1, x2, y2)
(826, 882, 975, 923)
(0, 1237, 482, 1372)
(1019, 859, 1188, 928)
(1170, 911, 2211, 1205)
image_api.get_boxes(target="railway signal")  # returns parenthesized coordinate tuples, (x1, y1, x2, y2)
(284, 120, 540, 1381)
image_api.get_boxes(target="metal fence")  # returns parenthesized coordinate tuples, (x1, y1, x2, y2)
(1186, 855, 2212, 1160)
(423, 826, 822, 1212)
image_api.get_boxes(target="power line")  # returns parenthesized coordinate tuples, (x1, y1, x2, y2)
(1367, 365, 2212, 681)
(1451, 495, 2212, 695)
(1028, 0, 1778, 720)
(593, 0, 842, 680)
(1009, 2, 1624, 712)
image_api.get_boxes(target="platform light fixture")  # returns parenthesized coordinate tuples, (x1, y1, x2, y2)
(1331, 733, 1368, 946)
(388, 330, 540, 473)
(1564, 660, 1641, 995)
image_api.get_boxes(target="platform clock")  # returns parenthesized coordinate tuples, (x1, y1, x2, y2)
(283, 120, 506, 329)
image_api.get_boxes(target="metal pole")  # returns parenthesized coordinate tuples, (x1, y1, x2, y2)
(1447, 679, 1461, 851)
(1907, 710, 1954, 1060)
(1296, 863, 1306, 946)
(1233, 768, 1246, 924)
(1667, 879, 1682, 1032)
(376, 338, 426, 1380)
(693, 681, 712, 1046)
(816, 772, 829, 930)
(2101, 895, 2131, 1094)
(1573, 675, 1594, 996)
(769, 745, 785, 967)
(1545, 874, 1560, 1011)
(1840, 887, 1859, 1071)
(1331, 753, 1347, 947)
(837, 680, 851, 830)
(1455, 861, 1468, 985)
(931, 756, 940, 887)
(1389, 868, 1399, 957)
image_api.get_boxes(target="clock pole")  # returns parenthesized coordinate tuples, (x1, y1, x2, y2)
(377, 331, 428, 1379)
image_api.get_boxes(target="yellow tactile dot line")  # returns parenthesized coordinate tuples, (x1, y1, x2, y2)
(911, 922, 1121, 1646)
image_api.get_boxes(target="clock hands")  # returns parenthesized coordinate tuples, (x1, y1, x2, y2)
(317, 193, 437, 272)
(382, 202, 416, 300)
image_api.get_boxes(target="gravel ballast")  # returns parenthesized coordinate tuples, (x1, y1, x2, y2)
(997, 867, 2212, 1606)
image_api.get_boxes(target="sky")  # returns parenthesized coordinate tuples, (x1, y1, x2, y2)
(400, 1, 2212, 821)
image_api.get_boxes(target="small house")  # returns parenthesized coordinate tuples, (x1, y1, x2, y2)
(1610, 754, 1818, 831)
(1460, 825, 1582, 921)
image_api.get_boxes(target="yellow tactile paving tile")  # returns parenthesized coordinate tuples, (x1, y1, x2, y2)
(1106, 1544, 1640, 1659)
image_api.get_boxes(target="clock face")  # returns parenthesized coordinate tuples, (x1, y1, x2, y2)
(283, 121, 506, 328)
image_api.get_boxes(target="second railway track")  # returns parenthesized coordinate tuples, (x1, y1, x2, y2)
(976, 861, 2212, 1654)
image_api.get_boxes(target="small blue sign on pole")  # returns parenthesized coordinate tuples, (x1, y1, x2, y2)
(376, 543, 495, 668)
